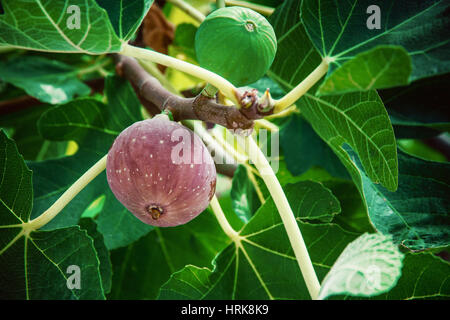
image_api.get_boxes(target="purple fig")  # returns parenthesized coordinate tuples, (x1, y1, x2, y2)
(106, 114, 216, 227)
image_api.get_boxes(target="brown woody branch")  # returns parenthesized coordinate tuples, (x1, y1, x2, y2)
(114, 54, 273, 130)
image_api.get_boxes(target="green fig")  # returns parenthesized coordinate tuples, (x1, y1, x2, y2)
(195, 6, 277, 87)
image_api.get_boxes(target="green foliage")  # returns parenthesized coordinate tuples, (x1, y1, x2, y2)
(332, 252, 450, 300)
(280, 114, 349, 179)
(109, 209, 230, 299)
(298, 91, 398, 191)
(268, 0, 321, 93)
(0, 104, 68, 161)
(380, 73, 450, 138)
(173, 23, 198, 60)
(301, 0, 450, 90)
(319, 233, 404, 299)
(269, 0, 399, 192)
(0, 0, 153, 53)
(0, 131, 106, 299)
(230, 165, 261, 223)
(96, 0, 154, 41)
(0, 56, 90, 104)
(0, 0, 449, 302)
(317, 46, 411, 95)
(398, 139, 447, 163)
(0, 130, 33, 224)
(78, 218, 112, 294)
(158, 181, 358, 299)
(352, 149, 450, 251)
(376, 252, 450, 299)
(0, 0, 121, 53)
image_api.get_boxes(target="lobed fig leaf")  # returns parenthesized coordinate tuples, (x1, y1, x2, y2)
(106, 115, 216, 227)
(195, 7, 277, 87)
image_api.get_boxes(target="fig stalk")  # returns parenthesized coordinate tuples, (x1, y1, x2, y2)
(26, 154, 108, 232)
(273, 58, 330, 112)
(237, 134, 321, 300)
(210, 195, 240, 241)
(120, 44, 240, 105)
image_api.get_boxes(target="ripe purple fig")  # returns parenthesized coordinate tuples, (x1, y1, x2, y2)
(106, 114, 216, 227)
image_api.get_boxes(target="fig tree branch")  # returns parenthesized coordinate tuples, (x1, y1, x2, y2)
(115, 53, 272, 130)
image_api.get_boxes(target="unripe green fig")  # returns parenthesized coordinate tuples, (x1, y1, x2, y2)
(195, 6, 277, 87)
(106, 114, 217, 227)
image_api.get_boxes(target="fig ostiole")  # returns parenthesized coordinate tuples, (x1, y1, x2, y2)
(195, 6, 277, 87)
(106, 114, 217, 227)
